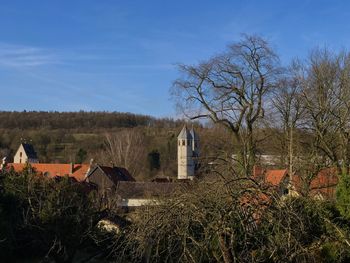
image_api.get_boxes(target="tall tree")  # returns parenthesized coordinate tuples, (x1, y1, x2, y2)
(272, 64, 304, 175)
(172, 35, 281, 176)
(298, 49, 350, 175)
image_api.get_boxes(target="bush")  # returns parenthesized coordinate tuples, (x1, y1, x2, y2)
(336, 173, 350, 220)
(122, 182, 350, 263)
(0, 169, 103, 262)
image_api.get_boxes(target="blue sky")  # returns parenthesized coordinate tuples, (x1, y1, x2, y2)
(0, 0, 350, 117)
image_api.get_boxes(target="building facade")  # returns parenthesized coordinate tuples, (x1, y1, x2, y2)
(177, 125, 199, 180)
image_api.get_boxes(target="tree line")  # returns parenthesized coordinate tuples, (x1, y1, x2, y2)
(0, 111, 182, 130)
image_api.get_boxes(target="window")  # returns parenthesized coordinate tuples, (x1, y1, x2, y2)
(178, 141, 181, 146)
(20, 152, 22, 157)
(182, 140, 185, 146)
(19, 158, 22, 163)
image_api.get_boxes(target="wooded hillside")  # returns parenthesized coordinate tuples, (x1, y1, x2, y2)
(0, 111, 187, 180)
(0, 111, 181, 130)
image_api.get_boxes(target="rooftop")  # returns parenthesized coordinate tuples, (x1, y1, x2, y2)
(7, 163, 90, 182)
(21, 143, 38, 159)
(178, 125, 193, 140)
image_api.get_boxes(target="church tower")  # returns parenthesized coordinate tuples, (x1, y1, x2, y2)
(177, 125, 198, 180)
(190, 126, 200, 170)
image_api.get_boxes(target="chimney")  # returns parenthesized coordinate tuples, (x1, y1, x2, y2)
(70, 162, 74, 175)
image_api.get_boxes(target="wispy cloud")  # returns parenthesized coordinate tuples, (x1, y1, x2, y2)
(0, 42, 175, 71)
(0, 43, 60, 67)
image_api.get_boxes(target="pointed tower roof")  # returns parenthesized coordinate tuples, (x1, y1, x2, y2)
(178, 125, 193, 140)
(190, 126, 199, 141)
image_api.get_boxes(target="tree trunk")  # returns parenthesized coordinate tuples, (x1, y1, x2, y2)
(218, 232, 234, 263)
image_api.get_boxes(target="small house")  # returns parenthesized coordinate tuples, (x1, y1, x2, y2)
(13, 143, 38, 164)
(85, 164, 135, 191)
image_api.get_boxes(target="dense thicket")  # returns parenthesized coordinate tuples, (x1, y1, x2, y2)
(0, 168, 121, 262)
(121, 182, 350, 263)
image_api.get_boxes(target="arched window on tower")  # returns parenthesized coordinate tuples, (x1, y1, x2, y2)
(182, 140, 185, 146)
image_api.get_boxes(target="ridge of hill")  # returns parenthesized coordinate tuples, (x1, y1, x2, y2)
(0, 111, 182, 130)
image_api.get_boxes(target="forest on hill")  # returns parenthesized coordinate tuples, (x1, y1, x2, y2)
(0, 109, 311, 181)
(0, 111, 200, 180)
(0, 111, 182, 130)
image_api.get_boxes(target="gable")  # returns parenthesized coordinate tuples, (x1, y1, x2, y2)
(14, 143, 38, 162)
(86, 167, 115, 189)
(15, 144, 27, 158)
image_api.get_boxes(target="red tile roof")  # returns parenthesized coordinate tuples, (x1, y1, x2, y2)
(265, 169, 288, 186)
(252, 166, 288, 187)
(7, 163, 90, 182)
(309, 168, 338, 198)
(253, 166, 339, 198)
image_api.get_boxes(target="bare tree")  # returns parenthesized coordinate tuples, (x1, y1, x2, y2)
(172, 35, 281, 176)
(102, 129, 146, 178)
(297, 49, 350, 175)
(272, 63, 305, 175)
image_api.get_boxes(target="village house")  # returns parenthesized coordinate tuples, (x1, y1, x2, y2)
(13, 142, 39, 164)
(7, 162, 90, 181)
(253, 165, 340, 200)
(85, 164, 135, 190)
(309, 168, 339, 199)
(253, 166, 291, 195)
